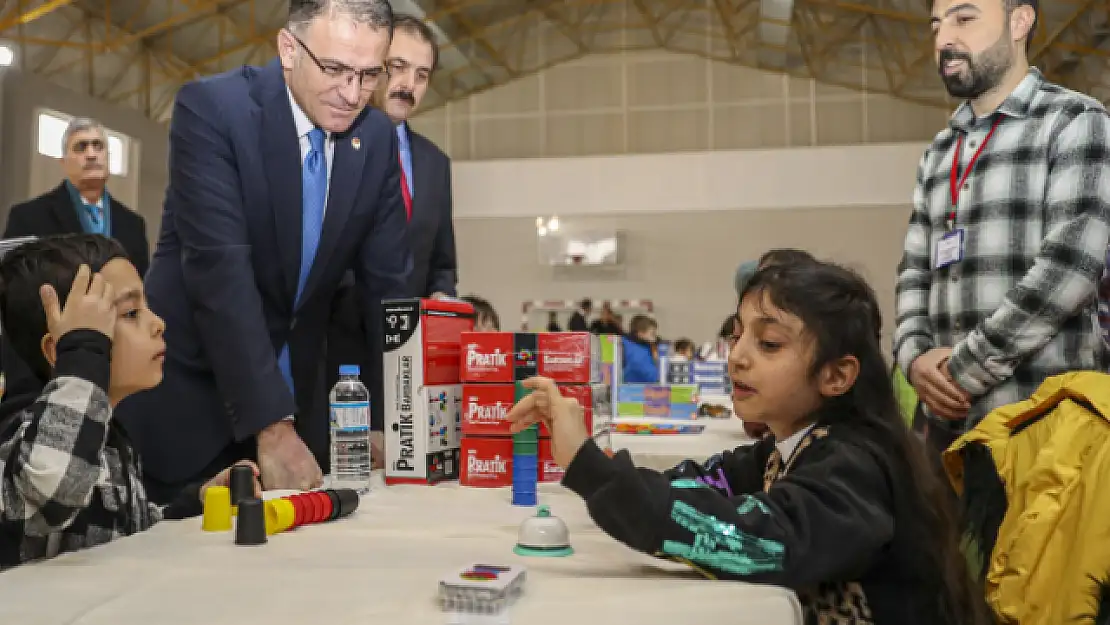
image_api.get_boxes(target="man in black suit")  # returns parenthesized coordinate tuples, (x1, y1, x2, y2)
(1, 117, 150, 406)
(326, 13, 457, 454)
(4, 117, 149, 274)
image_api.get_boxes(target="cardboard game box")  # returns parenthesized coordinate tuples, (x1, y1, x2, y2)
(382, 298, 474, 485)
(460, 382, 610, 438)
(460, 332, 601, 384)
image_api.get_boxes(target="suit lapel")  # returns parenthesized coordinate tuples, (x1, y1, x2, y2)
(49, 184, 85, 233)
(298, 124, 368, 309)
(255, 61, 303, 304)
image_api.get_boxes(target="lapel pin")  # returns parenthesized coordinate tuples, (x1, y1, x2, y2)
(351, 137, 361, 150)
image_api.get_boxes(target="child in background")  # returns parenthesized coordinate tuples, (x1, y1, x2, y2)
(671, 338, 695, 360)
(508, 261, 982, 625)
(0, 234, 260, 570)
(461, 295, 500, 331)
(621, 314, 659, 383)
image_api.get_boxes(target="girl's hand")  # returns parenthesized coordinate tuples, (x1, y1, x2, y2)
(506, 377, 590, 468)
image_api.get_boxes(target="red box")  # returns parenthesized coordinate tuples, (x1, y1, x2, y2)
(461, 384, 516, 437)
(460, 332, 597, 384)
(538, 438, 563, 483)
(460, 436, 514, 487)
(461, 383, 596, 438)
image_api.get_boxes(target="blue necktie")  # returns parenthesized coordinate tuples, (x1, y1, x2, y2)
(278, 127, 328, 395)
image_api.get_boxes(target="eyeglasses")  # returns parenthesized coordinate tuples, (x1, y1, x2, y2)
(290, 32, 386, 91)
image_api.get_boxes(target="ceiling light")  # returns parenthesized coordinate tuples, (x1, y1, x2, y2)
(547, 216, 560, 232)
(537, 225, 547, 237)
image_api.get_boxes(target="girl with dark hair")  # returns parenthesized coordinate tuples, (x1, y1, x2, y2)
(507, 260, 983, 625)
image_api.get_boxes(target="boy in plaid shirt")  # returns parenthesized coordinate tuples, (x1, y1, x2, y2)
(0, 234, 259, 569)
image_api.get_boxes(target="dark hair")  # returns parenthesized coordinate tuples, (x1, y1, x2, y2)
(927, 0, 1037, 49)
(672, 338, 695, 355)
(740, 261, 984, 625)
(579, 298, 592, 312)
(461, 295, 500, 331)
(758, 248, 816, 269)
(0, 234, 128, 381)
(392, 14, 439, 72)
(718, 313, 737, 339)
(288, 0, 392, 32)
(629, 314, 657, 337)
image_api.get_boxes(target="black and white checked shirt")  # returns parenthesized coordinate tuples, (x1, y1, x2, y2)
(0, 331, 197, 569)
(894, 67, 1110, 427)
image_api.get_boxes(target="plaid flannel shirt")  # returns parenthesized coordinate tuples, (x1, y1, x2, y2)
(0, 331, 161, 569)
(894, 68, 1110, 428)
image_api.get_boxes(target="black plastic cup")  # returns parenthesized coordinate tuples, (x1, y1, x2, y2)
(234, 497, 267, 545)
(229, 465, 255, 507)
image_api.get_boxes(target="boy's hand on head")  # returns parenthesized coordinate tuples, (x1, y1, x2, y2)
(199, 460, 262, 502)
(40, 264, 118, 341)
(507, 377, 590, 468)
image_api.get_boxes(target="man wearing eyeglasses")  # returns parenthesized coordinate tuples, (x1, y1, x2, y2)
(326, 14, 456, 451)
(117, 0, 412, 502)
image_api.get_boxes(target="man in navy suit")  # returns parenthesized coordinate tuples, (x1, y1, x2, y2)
(117, 0, 411, 500)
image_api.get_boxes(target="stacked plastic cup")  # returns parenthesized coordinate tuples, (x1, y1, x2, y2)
(512, 423, 539, 506)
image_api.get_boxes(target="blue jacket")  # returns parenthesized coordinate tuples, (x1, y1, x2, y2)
(622, 335, 659, 384)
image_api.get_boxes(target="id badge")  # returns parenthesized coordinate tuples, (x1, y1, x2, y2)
(935, 229, 964, 269)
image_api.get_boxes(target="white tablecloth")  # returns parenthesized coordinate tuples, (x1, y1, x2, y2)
(0, 474, 800, 625)
(615, 417, 754, 471)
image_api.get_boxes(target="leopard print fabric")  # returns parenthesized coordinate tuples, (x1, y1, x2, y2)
(762, 426, 876, 625)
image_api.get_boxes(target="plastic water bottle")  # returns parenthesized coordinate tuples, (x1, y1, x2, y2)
(328, 364, 372, 493)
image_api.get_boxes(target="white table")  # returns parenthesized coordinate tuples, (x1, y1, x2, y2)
(614, 417, 754, 471)
(0, 476, 800, 625)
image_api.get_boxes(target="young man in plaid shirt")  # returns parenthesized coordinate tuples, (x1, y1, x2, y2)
(0, 235, 260, 569)
(894, 0, 1110, 452)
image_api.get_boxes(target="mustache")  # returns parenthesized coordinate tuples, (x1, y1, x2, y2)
(390, 90, 415, 105)
(938, 49, 971, 66)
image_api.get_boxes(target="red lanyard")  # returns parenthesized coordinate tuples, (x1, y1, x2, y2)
(948, 116, 1001, 227)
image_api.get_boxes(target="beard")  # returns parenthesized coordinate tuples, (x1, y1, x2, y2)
(938, 30, 1013, 99)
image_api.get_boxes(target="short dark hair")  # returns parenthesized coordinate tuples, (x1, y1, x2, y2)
(672, 338, 695, 355)
(0, 234, 128, 381)
(288, 0, 392, 33)
(461, 295, 500, 331)
(758, 248, 816, 269)
(926, 0, 1037, 47)
(393, 14, 439, 73)
(579, 298, 592, 312)
(629, 314, 657, 336)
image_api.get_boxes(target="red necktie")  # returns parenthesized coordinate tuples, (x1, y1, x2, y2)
(399, 155, 412, 221)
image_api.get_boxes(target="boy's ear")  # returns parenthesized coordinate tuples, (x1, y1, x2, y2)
(40, 333, 58, 369)
(818, 355, 859, 398)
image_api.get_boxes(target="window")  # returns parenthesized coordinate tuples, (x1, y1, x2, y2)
(36, 110, 129, 176)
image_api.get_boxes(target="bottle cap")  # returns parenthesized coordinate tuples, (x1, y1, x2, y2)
(331, 488, 360, 519)
(264, 498, 296, 535)
(339, 364, 360, 376)
(201, 486, 232, 532)
(228, 465, 255, 506)
(234, 497, 268, 545)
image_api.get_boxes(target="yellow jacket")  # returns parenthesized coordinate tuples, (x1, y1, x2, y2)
(944, 371, 1110, 625)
